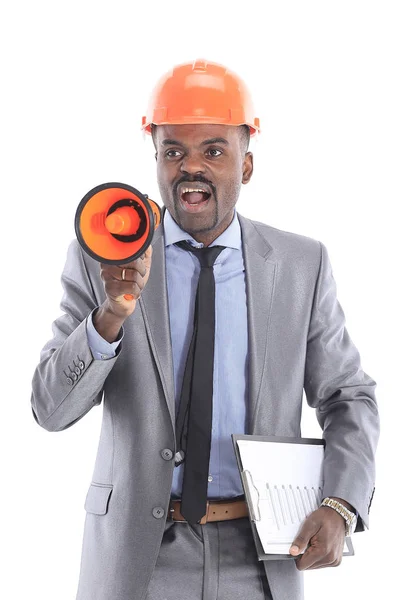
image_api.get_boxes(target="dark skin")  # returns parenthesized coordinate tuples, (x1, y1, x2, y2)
(93, 123, 252, 333)
(94, 123, 356, 569)
(93, 245, 152, 340)
(153, 123, 253, 247)
(289, 497, 354, 570)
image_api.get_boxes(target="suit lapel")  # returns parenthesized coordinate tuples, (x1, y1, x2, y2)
(237, 213, 276, 434)
(140, 208, 277, 436)
(139, 207, 176, 426)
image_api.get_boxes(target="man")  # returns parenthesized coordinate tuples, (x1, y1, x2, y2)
(31, 59, 379, 600)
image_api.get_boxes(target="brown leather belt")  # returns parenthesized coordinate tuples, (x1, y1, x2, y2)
(169, 497, 249, 524)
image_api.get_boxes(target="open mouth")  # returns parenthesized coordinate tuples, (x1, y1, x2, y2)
(178, 183, 212, 211)
(181, 189, 211, 205)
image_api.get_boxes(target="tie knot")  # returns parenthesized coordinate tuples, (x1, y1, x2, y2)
(176, 240, 225, 268)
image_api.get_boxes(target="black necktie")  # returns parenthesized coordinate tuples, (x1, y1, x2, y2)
(175, 240, 225, 524)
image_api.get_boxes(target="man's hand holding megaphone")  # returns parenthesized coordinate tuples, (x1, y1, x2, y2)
(74, 182, 161, 343)
(92, 245, 153, 343)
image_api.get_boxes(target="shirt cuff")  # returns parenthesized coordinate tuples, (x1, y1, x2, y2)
(86, 308, 124, 360)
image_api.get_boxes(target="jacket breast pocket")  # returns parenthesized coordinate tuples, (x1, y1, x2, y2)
(84, 482, 113, 515)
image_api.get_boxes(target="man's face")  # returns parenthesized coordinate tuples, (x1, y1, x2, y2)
(153, 124, 253, 245)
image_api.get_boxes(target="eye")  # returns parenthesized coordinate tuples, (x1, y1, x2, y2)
(165, 149, 182, 158)
(207, 148, 223, 157)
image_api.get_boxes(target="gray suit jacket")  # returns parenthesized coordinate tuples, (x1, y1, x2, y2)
(31, 210, 379, 600)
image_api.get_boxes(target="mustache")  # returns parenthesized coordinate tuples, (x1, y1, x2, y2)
(173, 175, 217, 198)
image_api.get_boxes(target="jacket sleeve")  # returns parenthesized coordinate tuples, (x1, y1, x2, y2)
(304, 242, 379, 532)
(31, 239, 121, 432)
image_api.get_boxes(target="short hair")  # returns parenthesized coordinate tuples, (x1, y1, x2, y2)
(238, 124, 250, 153)
(151, 124, 157, 146)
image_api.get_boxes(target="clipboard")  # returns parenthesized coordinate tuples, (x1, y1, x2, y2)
(232, 434, 355, 561)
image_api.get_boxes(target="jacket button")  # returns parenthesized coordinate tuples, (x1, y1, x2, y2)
(66, 377, 73, 385)
(152, 507, 165, 519)
(78, 361, 85, 370)
(70, 372, 78, 382)
(74, 366, 81, 376)
(161, 449, 173, 461)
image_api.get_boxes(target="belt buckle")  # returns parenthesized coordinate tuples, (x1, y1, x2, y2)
(198, 501, 210, 525)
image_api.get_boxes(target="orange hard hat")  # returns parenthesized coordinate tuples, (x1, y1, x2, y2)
(142, 59, 260, 136)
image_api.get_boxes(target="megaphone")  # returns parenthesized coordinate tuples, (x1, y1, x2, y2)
(75, 182, 162, 301)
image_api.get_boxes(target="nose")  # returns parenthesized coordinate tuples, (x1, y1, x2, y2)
(179, 152, 206, 176)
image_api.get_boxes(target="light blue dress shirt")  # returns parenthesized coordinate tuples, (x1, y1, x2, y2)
(87, 208, 249, 499)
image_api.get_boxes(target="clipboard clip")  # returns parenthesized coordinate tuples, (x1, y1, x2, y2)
(242, 469, 261, 522)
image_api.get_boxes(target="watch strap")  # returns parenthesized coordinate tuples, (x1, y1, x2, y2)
(320, 497, 357, 536)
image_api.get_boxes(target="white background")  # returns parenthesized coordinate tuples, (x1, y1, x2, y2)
(1, 1, 399, 598)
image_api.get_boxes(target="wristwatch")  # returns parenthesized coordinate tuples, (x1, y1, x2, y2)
(320, 497, 357, 536)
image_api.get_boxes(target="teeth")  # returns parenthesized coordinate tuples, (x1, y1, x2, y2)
(182, 187, 207, 194)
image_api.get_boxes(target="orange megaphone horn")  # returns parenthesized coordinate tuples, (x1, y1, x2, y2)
(75, 182, 162, 301)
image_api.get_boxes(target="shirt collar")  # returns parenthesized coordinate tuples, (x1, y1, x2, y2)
(163, 207, 241, 250)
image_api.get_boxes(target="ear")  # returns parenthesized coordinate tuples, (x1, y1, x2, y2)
(242, 152, 253, 185)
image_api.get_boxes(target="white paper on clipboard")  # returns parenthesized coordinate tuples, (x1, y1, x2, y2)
(236, 438, 325, 555)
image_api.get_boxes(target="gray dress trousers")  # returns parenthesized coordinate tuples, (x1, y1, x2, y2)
(144, 515, 273, 600)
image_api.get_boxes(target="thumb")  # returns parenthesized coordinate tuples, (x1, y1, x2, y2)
(289, 518, 317, 556)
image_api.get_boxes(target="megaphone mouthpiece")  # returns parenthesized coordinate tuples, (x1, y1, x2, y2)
(105, 206, 141, 235)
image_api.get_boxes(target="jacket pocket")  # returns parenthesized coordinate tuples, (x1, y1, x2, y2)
(84, 482, 113, 515)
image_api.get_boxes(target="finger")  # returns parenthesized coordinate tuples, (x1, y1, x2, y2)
(143, 244, 153, 259)
(128, 246, 152, 269)
(106, 280, 143, 300)
(290, 516, 320, 556)
(307, 557, 341, 570)
(122, 262, 148, 279)
(305, 546, 341, 570)
(101, 263, 147, 281)
(294, 545, 326, 571)
(295, 536, 342, 570)
(122, 246, 152, 269)
(120, 265, 147, 281)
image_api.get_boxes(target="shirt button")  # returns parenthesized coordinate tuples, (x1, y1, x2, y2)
(152, 507, 165, 519)
(208, 475, 213, 482)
